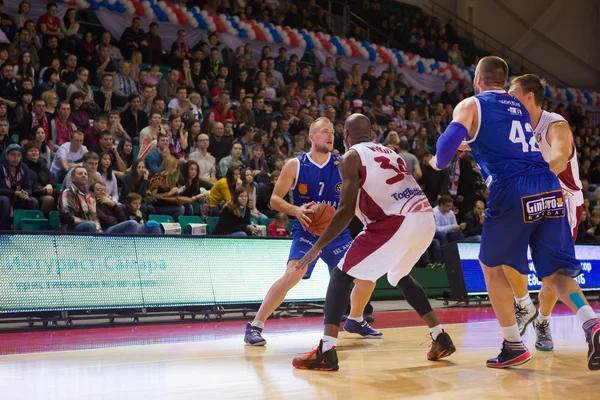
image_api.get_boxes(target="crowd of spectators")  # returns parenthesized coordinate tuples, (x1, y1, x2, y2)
(0, 1, 598, 253)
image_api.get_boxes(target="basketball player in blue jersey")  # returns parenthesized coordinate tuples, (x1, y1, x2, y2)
(244, 117, 381, 346)
(430, 56, 600, 370)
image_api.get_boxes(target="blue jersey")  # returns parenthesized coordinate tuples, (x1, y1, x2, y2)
(288, 152, 352, 278)
(467, 90, 549, 187)
(292, 152, 343, 210)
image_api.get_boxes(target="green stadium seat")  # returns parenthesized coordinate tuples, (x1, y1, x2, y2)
(205, 216, 219, 234)
(149, 214, 175, 224)
(250, 217, 259, 225)
(178, 216, 204, 234)
(11, 134, 19, 144)
(133, 145, 140, 159)
(55, 183, 62, 191)
(263, 217, 274, 226)
(13, 210, 46, 230)
(17, 219, 50, 231)
(49, 211, 60, 232)
(286, 219, 294, 234)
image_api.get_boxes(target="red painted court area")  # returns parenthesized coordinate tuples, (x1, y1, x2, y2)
(0, 303, 594, 356)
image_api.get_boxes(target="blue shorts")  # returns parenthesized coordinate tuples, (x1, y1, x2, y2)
(480, 170, 580, 279)
(288, 225, 353, 279)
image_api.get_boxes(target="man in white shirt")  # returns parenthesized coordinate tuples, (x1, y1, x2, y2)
(188, 133, 216, 190)
(49, 130, 87, 181)
(433, 195, 465, 246)
(168, 86, 190, 116)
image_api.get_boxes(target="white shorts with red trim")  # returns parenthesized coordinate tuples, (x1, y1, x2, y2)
(565, 191, 584, 242)
(338, 212, 435, 286)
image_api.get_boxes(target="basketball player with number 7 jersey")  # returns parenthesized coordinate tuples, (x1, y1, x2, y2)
(244, 117, 380, 347)
(292, 114, 455, 371)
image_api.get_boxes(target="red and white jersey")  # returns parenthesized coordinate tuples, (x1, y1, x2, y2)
(535, 111, 583, 202)
(350, 142, 432, 226)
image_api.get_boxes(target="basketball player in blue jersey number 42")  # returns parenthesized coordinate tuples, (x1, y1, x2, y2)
(430, 56, 600, 370)
(244, 117, 381, 346)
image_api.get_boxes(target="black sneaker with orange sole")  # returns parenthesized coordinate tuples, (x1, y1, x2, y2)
(586, 323, 600, 371)
(427, 330, 456, 361)
(292, 340, 339, 371)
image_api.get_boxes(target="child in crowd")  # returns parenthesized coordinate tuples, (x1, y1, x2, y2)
(268, 212, 289, 237)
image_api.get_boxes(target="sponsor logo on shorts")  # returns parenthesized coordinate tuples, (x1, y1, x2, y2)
(521, 190, 565, 223)
(332, 241, 352, 255)
(391, 188, 425, 200)
(299, 236, 314, 246)
(298, 183, 308, 195)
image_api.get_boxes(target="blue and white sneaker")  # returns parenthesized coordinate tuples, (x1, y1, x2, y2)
(486, 340, 532, 369)
(343, 319, 383, 338)
(244, 322, 267, 346)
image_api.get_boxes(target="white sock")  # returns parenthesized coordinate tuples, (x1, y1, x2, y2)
(538, 312, 551, 322)
(347, 316, 364, 323)
(501, 324, 521, 343)
(322, 335, 337, 352)
(251, 320, 264, 330)
(516, 294, 535, 311)
(429, 325, 443, 340)
(576, 305, 597, 326)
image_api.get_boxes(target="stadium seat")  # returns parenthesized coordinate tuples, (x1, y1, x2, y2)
(286, 219, 294, 234)
(178, 216, 204, 234)
(262, 218, 274, 231)
(205, 216, 219, 234)
(13, 210, 48, 231)
(250, 217, 259, 225)
(11, 134, 19, 144)
(49, 211, 60, 232)
(149, 214, 175, 224)
(133, 145, 140, 159)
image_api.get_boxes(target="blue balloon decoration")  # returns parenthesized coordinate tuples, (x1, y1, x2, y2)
(565, 91, 574, 101)
(417, 60, 425, 73)
(116, 4, 125, 12)
(239, 30, 247, 38)
(89, 3, 100, 10)
(108, 4, 117, 11)
(544, 85, 551, 98)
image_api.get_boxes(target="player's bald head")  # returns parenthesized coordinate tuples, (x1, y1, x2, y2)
(344, 113, 371, 139)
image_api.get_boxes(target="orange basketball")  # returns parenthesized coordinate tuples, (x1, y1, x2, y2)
(307, 203, 336, 236)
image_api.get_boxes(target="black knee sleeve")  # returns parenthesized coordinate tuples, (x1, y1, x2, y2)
(324, 268, 355, 326)
(397, 275, 433, 317)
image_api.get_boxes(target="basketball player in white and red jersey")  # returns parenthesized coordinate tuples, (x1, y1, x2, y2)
(503, 74, 584, 352)
(292, 113, 456, 371)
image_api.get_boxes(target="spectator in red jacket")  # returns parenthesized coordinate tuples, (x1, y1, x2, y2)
(211, 92, 235, 123)
(268, 212, 289, 237)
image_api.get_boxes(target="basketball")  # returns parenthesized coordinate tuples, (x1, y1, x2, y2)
(307, 203, 336, 236)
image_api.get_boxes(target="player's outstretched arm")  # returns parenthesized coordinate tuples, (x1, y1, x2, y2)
(312, 150, 361, 251)
(270, 158, 314, 229)
(546, 121, 572, 175)
(430, 98, 476, 170)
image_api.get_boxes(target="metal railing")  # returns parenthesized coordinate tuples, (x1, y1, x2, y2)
(422, 0, 567, 86)
(347, 9, 390, 46)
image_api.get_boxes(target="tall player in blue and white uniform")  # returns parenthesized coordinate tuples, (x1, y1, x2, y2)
(244, 117, 380, 346)
(430, 56, 600, 370)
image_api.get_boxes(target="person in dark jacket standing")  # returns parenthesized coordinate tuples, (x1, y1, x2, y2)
(0, 144, 38, 230)
(214, 187, 259, 236)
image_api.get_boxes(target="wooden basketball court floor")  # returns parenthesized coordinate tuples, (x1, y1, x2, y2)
(0, 303, 598, 400)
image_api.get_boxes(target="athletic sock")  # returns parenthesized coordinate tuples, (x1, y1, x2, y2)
(322, 335, 337, 352)
(501, 324, 521, 343)
(429, 325, 443, 340)
(347, 316, 364, 324)
(576, 305, 597, 327)
(537, 312, 551, 322)
(516, 294, 536, 313)
(251, 320, 264, 330)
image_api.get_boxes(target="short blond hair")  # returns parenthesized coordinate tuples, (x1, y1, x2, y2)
(309, 117, 333, 135)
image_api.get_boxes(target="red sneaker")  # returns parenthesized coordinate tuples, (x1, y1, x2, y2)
(292, 340, 339, 371)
